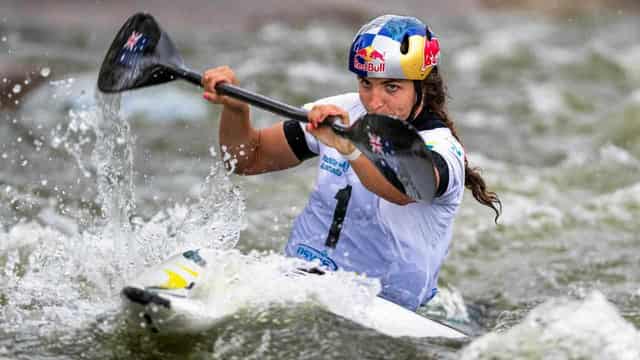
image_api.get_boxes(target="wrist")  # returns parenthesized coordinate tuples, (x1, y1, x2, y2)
(223, 102, 249, 115)
(341, 146, 361, 161)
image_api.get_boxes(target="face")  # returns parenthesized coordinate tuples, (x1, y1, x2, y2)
(357, 77, 419, 120)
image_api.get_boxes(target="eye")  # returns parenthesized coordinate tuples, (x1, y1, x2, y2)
(385, 83, 399, 92)
(359, 78, 371, 88)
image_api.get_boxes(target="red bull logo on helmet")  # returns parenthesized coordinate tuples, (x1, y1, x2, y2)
(422, 37, 440, 71)
(354, 46, 385, 73)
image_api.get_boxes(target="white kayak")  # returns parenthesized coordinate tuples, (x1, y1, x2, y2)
(121, 248, 467, 339)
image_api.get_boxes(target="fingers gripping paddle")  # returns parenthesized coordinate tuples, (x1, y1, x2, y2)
(97, 13, 436, 202)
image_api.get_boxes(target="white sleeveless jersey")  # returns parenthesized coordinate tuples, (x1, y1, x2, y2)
(284, 93, 465, 310)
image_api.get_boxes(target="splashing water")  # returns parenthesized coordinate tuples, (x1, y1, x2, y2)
(460, 291, 640, 359)
(40, 67, 51, 78)
(1, 86, 246, 344)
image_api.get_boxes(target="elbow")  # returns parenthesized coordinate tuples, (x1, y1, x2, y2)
(386, 195, 415, 206)
(220, 146, 258, 176)
(224, 159, 257, 176)
(224, 158, 267, 176)
(361, 182, 414, 205)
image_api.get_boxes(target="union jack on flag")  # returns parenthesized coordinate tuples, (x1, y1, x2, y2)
(118, 31, 149, 67)
(368, 132, 393, 155)
(369, 132, 383, 155)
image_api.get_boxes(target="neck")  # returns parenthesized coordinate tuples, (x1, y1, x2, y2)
(409, 106, 446, 131)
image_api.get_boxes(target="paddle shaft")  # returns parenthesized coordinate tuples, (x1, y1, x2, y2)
(179, 68, 313, 124)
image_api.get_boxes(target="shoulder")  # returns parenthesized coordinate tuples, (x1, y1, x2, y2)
(419, 128, 466, 201)
(420, 128, 464, 161)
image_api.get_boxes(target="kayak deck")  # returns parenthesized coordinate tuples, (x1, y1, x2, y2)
(120, 249, 468, 339)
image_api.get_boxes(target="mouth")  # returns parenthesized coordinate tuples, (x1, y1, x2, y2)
(366, 112, 403, 121)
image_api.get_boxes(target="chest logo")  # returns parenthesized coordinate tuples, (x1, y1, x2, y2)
(320, 155, 350, 176)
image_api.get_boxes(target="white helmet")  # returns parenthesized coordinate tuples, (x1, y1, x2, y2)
(348, 15, 440, 80)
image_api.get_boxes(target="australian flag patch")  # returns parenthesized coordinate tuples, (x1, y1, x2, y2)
(118, 31, 149, 67)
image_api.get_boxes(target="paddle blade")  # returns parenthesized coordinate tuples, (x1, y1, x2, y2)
(347, 114, 436, 202)
(97, 13, 185, 93)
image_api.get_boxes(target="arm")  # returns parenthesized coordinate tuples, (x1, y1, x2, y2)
(349, 154, 440, 205)
(202, 66, 301, 175)
(306, 105, 440, 205)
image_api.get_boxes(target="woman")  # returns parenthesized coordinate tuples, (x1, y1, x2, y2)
(202, 15, 501, 311)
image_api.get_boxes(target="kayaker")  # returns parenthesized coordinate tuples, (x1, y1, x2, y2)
(202, 14, 501, 311)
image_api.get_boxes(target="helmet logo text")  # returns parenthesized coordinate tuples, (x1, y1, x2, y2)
(354, 46, 385, 73)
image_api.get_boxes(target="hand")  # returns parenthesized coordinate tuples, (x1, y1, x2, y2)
(202, 66, 248, 112)
(306, 105, 356, 155)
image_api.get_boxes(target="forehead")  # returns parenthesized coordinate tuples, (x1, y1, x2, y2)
(359, 77, 412, 85)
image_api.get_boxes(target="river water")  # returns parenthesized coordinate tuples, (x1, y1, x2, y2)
(1, 11, 640, 360)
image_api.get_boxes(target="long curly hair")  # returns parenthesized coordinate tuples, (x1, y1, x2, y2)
(422, 67, 502, 222)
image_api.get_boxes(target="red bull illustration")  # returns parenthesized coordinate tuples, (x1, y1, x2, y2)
(354, 46, 385, 73)
(422, 37, 440, 71)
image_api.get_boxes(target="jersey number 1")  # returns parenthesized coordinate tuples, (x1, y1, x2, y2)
(325, 185, 352, 248)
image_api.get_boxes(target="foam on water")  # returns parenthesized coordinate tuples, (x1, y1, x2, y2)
(175, 250, 382, 327)
(571, 181, 640, 229)
(460, 291, 640, 359)
(1, 87, 245, 343)
(452, 19, 552, 73)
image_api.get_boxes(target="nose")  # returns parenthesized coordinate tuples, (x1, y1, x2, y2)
(368, 87, 385, 112)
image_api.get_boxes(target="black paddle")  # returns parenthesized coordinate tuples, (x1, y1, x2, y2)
(97, 12, 436, 202)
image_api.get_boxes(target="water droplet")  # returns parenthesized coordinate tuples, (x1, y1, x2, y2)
(1, 153, 7, 159)
(21, 160, 28, 167)
(51, 137, 62, 148)
(16, 137, 22, 143)
(12, 84, 21, 94)
(41, 179, 48, 186)
(40, 67, 51, 77)
(23, 79, 30, 85)
(1, 36, 6, 42)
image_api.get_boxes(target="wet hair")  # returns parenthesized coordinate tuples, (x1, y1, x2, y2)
(422, 67, 502, 222)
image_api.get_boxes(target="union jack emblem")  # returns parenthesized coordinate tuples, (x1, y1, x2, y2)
(118, 31, 149, 67)
(368, 133, 393, 155)
(368, 132, 395, 155)
(369, 132, 384, 155)
(124, 31, 143, 50)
